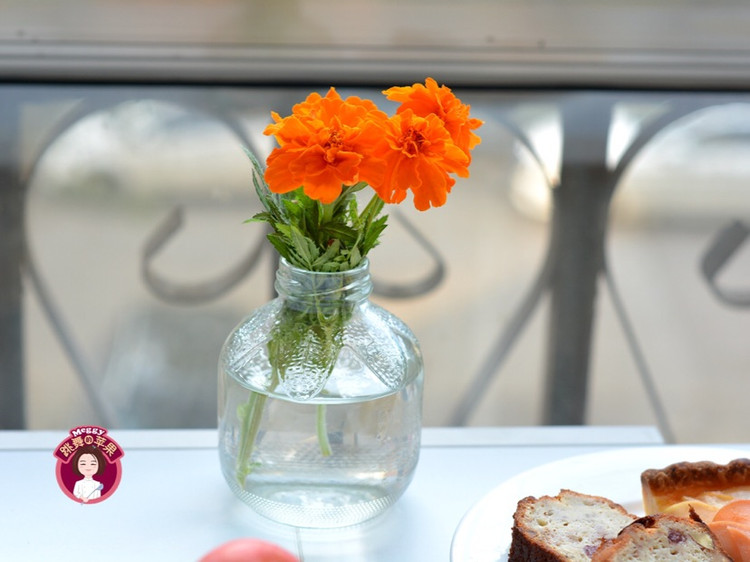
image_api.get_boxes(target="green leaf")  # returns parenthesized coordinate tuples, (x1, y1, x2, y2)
(320, 223, 359, 245)
(362, 215, 388, 254)
(246, 211, 273, 224)
(289, 226, 320, 268)
(266, 233, 294, 262)
(313, 239, 341, 268)
(241, 146, 390, 272)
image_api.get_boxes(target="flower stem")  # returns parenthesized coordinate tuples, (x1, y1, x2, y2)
(235, 390, 268, 486)
(316, 404, 332, 456)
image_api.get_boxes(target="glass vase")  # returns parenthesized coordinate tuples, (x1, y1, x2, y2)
(218, 258, 423, 528)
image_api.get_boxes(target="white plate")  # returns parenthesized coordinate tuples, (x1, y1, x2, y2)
(451, 446, 750, 562)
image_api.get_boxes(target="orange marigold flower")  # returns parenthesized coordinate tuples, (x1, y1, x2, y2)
(371, 110, 469, 211)
(263, 88, 388, 203)
(383, 77, 483, 161)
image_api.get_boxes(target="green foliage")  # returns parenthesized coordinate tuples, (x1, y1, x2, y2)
(244, 147, 388, 272)
(233, 148, 389, 480)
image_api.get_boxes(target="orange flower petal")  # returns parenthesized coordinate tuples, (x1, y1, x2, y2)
(264, 149, 305, 194)
(262, 88, 390, 202)
(369, 110, 468, 210)
(261, 80, 475, 208)
(384, 77, 483, 161)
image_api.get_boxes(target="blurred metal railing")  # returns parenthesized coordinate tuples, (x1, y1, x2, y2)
(2, 88, 448, 428)
(451, 95, 750, 443)
(3, 1, 750, 431)
(0, 98, 23, 429)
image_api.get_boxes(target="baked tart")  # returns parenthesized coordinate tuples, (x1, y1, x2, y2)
(641, 458, 750, 522)
(642, 458, 750, 560)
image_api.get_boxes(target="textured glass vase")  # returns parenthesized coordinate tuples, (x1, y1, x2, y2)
(218, 258, 423, 528)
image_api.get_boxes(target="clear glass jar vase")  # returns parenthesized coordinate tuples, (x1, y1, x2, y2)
(218, 258, 423, 528)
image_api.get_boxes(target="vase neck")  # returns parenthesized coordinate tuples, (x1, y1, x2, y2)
(274, 259, 373, 306)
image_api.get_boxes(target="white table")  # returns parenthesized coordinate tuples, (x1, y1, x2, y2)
(0, 426, 666, 561)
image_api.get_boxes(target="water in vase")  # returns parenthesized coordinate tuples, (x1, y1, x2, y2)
(218, 356, 423, 528)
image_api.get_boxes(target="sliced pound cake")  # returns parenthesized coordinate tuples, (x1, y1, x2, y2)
(591, 511, 732, 561)
(508, 489, 637, 561)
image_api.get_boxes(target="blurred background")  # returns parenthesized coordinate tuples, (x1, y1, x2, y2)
(2, 1, 750, 443)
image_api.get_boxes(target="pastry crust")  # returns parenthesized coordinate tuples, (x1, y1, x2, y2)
(642, 459, 750, 514)
(642, 459, 750, 494)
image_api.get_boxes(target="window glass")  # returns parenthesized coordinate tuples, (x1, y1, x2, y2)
(7, 85, 750, 442)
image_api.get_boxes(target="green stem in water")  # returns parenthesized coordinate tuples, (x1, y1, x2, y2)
(234, 269, 348, 481)
(310, 274, 336, 458)
(235, 390, 268, 485)
(316, 404, 332, 457)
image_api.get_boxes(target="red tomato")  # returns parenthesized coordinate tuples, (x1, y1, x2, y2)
(200, 538, 299, 562)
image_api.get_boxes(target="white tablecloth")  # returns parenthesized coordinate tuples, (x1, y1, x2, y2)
(0, 426, 667, 561)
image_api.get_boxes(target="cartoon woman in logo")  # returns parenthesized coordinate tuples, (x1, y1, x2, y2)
(54, 426, 124, 504)
(71, 445, 106, 503)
